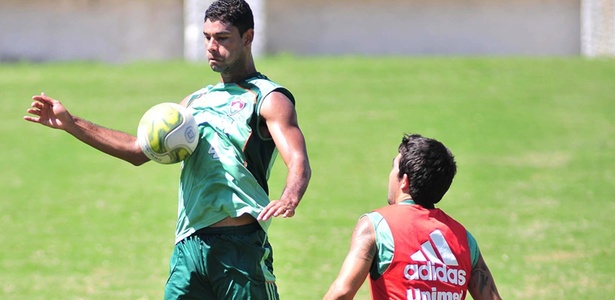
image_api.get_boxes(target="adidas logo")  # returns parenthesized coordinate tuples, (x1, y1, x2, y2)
(403, 229, 467, 286)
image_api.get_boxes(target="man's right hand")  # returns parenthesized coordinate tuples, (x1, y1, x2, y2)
(24, 93, 74, 130)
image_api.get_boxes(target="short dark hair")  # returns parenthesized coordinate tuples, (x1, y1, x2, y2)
(205, 0, 254, 36)
(397, 134, 457, 208)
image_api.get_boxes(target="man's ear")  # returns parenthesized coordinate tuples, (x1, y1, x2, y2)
(243, 29, 254, 46)
(400, 174, 410, 193)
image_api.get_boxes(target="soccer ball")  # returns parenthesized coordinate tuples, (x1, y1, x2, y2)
(137, 102, 199, 164)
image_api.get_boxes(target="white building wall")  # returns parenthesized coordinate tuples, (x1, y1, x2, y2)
(266, 0, 581, 56)
(0, 0, 184, 63)
(0, 0, 587, 62)
(581, 0, 615, 56)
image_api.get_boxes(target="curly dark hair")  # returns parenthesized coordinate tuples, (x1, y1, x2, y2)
(397, 134, 457, 208)
(204, 0, 254, 36)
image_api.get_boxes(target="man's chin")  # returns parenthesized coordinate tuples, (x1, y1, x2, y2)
(208, 61, 223, 73)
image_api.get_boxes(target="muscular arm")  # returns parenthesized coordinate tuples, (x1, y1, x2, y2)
(257, 91, 311, 220)
(24, 93, 149, 166)
(468, 254, 502, 300)
(324, 216, 376, 300)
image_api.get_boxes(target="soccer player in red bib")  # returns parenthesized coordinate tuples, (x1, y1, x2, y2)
(324, 134, 502, 300)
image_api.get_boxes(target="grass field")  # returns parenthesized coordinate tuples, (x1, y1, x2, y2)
(1, 56, 614, 299)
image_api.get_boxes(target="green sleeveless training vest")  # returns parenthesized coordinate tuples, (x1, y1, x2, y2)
(175, 73, 294, 243)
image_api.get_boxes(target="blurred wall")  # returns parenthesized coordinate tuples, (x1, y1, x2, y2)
(266, 0, 581, 56)
(0, 0, 184, 63)
(0, 0, 582, 62)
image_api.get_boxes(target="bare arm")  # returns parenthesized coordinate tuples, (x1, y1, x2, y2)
(24, 93, 149, 166)
(324, 216, 376, 300)
(257, 91, 311, 220)
(468, 254, 502, 300)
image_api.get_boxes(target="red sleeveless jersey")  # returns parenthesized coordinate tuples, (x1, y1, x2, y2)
(369, 204, 472, 300)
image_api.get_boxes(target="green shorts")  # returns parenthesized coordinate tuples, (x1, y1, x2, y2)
(164, 223, 279, 300)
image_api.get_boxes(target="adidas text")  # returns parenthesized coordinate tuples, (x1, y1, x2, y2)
(404, 261, 467, 286)
(407, 287, 464, 300)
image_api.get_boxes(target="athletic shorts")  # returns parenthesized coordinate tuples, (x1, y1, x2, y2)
(164, 222, 279, 300)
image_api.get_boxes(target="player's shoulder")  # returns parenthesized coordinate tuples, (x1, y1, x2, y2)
(245, 74, 295, 103)
(353, 214, 377, 241)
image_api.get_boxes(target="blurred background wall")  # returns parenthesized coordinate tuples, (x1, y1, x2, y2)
(266, 0, 581, 56)
(0, 0, 184, 63)
(0, 0, 612, 62)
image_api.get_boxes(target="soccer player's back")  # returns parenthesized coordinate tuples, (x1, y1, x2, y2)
(324, 134, 501, 300)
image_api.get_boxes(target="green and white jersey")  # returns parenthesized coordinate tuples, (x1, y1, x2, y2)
(174, 73, 294, 244)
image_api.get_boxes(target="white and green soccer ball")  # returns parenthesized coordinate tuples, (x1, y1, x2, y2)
(137, 102, 199, 164)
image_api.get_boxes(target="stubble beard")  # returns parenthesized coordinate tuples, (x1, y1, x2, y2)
(209, 56, 245, 78)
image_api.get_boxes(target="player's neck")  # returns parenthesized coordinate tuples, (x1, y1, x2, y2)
(220, 58, 257, 83)
(220, 71, 258, 84)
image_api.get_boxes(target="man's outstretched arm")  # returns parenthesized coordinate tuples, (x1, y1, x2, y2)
(24, 93, 149, 166)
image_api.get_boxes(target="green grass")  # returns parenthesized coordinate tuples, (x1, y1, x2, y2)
(1, 56, 614, 299)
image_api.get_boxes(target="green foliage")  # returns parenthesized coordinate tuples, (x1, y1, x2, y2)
(1, 57, 614, 299)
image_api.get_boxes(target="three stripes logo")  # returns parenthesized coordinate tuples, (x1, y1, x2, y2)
(403, 229, 467, 286)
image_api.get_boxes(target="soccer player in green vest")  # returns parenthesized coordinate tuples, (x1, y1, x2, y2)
(24, 0, 311, 299)
(324, 134, 500, 300)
